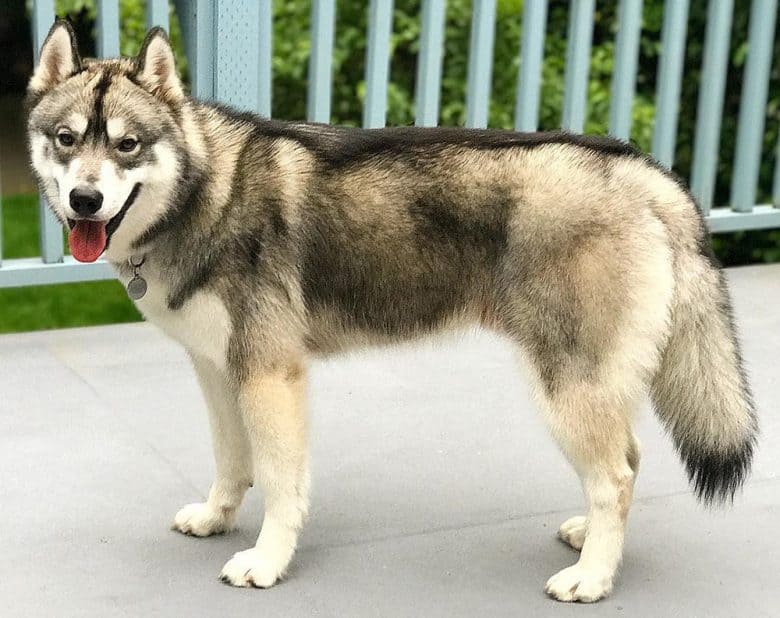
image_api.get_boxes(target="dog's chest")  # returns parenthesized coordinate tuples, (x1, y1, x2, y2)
(121, 270, 232, 369)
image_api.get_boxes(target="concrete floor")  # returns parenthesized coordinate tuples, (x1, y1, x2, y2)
(1, 264, 779, 617)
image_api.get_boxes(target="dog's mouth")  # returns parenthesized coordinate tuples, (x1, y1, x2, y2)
(67, 183, 142, 263)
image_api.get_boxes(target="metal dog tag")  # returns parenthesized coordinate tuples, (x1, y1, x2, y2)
(126, 255, 147, 300)
(126, 275, 147, 300)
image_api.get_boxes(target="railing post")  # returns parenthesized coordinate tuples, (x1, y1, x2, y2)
(730, 0, 778, 213)
(146, 0, 170, 31)
(465, 0, 496, 129)
(690, 0, 733, 215)
(609, 0, 642, 140)
(178, 0, 215, 101)
(652, 0, 689, 168)
(212, 0, 270, 115)
(96, 0, 120, 57)
(514, 0, 547, 132)
(307, 0, 336, 123)
(414, 0, 446, 127)
(32, 0, 64, 265)
(363, 0, 395, 128)
(561, 0, 595, 133)
(258, 0, 273, 117)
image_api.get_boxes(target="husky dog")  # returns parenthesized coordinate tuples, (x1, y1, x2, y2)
(27, 21, 757, 602)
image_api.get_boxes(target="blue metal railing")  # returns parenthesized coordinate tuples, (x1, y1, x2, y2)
(730, 0, 778, 213)
(609, 0, 642, 141)
(514, 0, 547, 133)
(1, 0, 779, 289)
(690, 0, 732, 215)
(414, 0, 445, 127)
(465, 0, 496, 129)
(652, 0, 689, 169)
(307, 0, 336, 124)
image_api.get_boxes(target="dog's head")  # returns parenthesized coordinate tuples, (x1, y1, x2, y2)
(27, 20, 188, 262)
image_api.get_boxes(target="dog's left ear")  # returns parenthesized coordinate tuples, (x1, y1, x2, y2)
(136, 27, 184, 103)
(29, 19, 82, 94)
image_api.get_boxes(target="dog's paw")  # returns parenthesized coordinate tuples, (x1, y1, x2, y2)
(544, 564, 613, 603)
(219, 548, 284, 588)
(171, 502, 233, 537)
(557, 515, 587, 551)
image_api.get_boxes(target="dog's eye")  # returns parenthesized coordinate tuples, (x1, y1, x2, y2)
(118, 137, 139, 153)
(57, 131, 74, 147)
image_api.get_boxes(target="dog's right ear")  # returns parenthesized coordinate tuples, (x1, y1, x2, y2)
(135, 27, 184, 103)
(29, 20, 82, 94)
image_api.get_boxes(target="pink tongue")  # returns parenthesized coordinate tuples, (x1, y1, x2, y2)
(68, 220, 107, 262)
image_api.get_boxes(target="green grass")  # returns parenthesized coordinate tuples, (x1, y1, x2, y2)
(0, 193, 142, 334)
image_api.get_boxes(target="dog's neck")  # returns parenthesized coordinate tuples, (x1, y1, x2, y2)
(111, 100, 255, 308)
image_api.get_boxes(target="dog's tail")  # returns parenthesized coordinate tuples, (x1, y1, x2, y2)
(650, 240, 757, 505)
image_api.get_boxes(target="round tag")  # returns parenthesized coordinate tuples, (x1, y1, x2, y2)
(127, 275, 148, 300)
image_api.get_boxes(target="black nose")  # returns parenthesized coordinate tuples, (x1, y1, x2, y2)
(69, 188, 104, 216)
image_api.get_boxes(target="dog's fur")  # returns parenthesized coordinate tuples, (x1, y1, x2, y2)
(27, 22, 757, 602)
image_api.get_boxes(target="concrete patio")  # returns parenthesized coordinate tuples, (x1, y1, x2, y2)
(1, 264, 778, 617)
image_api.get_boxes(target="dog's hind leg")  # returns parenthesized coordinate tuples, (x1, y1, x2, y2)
(219, 360, 309, 589)
(539, 382, 640, 603)
(497, 204, 672, 602)
(172, 355, 254, 537)
(557, 433, 640, 552)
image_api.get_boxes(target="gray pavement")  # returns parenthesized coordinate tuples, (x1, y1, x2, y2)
(2, 264, 779, 617)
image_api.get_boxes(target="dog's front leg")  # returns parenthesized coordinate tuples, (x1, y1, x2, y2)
(219, 360, 309, 588)
(172, 355, 254, 536)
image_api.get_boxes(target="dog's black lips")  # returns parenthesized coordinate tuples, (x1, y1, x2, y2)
(105, 182, 142, 248)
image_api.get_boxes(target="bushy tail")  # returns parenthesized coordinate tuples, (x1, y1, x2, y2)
(651, 247, 757, 505)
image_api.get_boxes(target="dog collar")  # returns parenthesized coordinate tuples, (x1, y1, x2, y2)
(126, 254, 147, 300)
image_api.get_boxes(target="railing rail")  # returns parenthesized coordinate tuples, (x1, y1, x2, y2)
(1, 0, 779, 288)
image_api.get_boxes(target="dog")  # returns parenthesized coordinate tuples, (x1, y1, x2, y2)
(27, 21, 757, 602)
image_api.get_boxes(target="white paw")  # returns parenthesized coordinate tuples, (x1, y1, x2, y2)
(558, 515, 587, 551)
(172, 502, 234, 537)
(544, 563, 613, 603)
(219, 548, 284, 588)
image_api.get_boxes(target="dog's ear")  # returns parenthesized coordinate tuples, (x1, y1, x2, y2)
(29, 19, 82, 94)
(135, 28, 184, 103)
